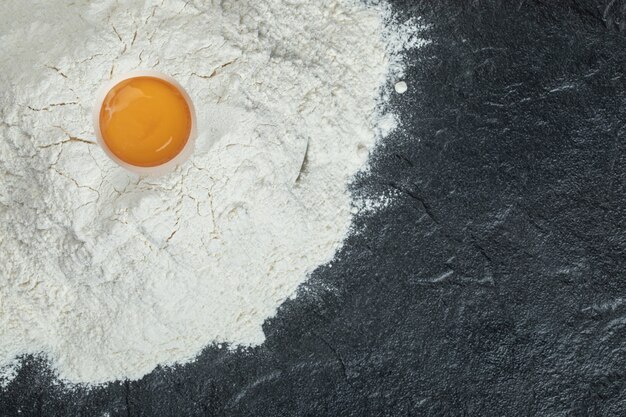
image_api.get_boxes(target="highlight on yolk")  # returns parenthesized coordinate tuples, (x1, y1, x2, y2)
(98, 76, 192, 167)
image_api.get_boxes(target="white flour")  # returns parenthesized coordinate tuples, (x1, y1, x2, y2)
(0, 0, 426, 385)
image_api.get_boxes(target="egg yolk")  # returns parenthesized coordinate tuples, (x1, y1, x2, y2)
(99, 76, 192, 167)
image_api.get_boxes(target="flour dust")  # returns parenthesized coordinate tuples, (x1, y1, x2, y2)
(0, 0, 427, 385)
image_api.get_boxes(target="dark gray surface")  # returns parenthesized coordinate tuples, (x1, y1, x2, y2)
(3, 0, 626, 416)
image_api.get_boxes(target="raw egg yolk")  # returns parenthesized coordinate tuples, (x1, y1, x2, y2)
(99, 76, 192, 167)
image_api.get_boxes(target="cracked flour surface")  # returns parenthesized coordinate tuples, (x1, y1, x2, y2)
(0, 0, 422, 384)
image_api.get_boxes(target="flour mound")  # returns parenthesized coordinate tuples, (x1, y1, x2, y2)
(0, 0, 422, 384)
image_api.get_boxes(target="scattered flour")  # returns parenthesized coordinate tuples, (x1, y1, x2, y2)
(0, 0, 427, 385)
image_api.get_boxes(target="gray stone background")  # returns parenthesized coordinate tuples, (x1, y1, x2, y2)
(2, 0, 626, 415)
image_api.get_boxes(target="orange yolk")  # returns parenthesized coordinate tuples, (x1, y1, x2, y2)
(99, 76, 192, 167)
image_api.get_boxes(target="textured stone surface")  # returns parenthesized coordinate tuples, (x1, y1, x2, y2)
(2, 0, 626, 415)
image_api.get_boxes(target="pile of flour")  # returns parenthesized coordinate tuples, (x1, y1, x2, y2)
(0, 0, 426, 384)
